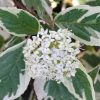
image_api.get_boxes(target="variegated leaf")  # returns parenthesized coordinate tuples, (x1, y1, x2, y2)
(89, 64, 100, 83)
(71, 68, 95, 100)
(0, 41, 30, 100)
(55, 5, 100, 46)
(0, 7, 40, 37)
(21, 0, 53, 24)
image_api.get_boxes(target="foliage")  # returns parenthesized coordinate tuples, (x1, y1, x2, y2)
(0, 0, 100, 100)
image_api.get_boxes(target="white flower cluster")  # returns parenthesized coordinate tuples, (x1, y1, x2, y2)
(23, 28, 80, 82)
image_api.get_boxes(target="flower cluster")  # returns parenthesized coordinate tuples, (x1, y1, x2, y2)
(23, 28, 80, 82)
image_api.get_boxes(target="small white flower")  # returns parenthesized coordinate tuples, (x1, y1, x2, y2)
(23, 28, 80, 82)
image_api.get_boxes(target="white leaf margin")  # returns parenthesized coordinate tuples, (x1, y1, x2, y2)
(0, 41, 31, 100)
(62, 61, 96, 100)
(22, 0, 53, 19)
(3, 72, 30, 100)
(95, 75, 100, 100)
(0, 7, 40, 37)
(34, 78, 47, 100)
(79, 64, 96, 100)
(55, 5, 100, 46)
(34, 62, 96, 100)
(63, 78, 83, 100)
(0, 0, 14, 7)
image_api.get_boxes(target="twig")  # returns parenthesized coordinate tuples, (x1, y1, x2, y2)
(12, 0, 36, 15)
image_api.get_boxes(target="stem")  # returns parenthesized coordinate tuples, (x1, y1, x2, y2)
(12, 0, 36, 16)
(61, 0, 66, 11)
(32, 80, 38, 100)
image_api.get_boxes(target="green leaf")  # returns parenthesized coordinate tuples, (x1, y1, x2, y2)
(22, 0, 53, 24)
(80, 52, 100, 69)
(94, 80, 100, 92)
(78, 0, 91, 4)
(55, 5, 100, 46)
(15, 97, 23, 100)
(35, 66, 95, 100)
(0, 35, 4, 48)
(89, 64, 100, 83)
(5, 36, 23, 48)
(44, 80, 78, 100)
(0, 8, 40, 37)
(0, 41, 30, 100)
(87, 0, 100, 6)
(71, 68, 95, 100)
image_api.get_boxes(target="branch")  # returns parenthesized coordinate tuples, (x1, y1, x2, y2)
(12, 0, 36, 15)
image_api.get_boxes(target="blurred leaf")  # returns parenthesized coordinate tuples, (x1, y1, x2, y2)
(84, 45, 95, 53)
(0, 35, 4, 48)
(0, 0, 13, 7)
(22, 0, 53, 25)
(94, 80, 100, 92)
(54, 0, 61, 2)
(81, 52, 100, 68)
(89, 64, 100, 83)
(87, 0, 100, 6)
(55, 5, 100, 46)
(0, 8, 40, 37)
(5, 36, 23, 48)
(79, 0, 90, 4)
(15, 97, 23, 100)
